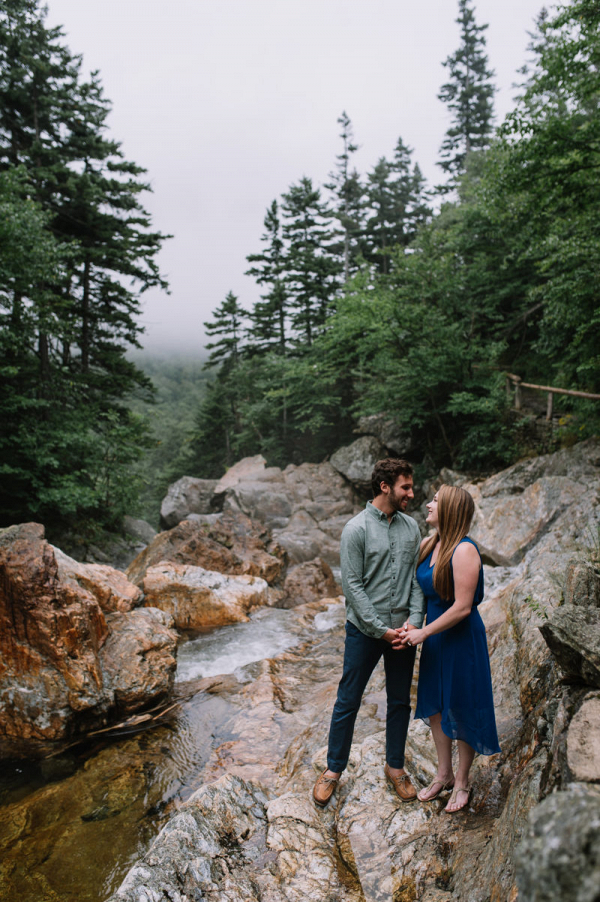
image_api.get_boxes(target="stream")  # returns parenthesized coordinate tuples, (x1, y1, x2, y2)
(0, 600, 345, 902)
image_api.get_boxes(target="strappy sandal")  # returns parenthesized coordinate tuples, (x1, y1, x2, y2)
(444, 785, 471, 813)
(417, 778, 454, 802)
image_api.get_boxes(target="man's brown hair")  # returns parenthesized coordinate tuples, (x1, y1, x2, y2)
(371, 458, 413, 497)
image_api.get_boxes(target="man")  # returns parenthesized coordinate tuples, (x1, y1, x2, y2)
(313, 458, 425, 807)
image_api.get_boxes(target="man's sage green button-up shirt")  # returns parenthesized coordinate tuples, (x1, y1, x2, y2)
(340, 501, 426, 640)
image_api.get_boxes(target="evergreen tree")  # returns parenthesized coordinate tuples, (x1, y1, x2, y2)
(364, 139, 430, 273)
(437, 0, 496, 183)
(325, 111, 365, 282)
(0, 0, 168, 526)
(245, 200, 288, 355)
(203, 291, 245, 370)
(280, 177, 341, 347)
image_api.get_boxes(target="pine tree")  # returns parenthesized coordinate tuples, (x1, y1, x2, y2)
(0, 0, 168, 526)
(203, 291, 245, 370)
(245, 200, 288, 355)
(325, 111, 365, 282)
(437, 0, 496, 182)
(280, 177, 341, 348)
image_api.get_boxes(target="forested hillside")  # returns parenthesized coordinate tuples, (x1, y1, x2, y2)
(1, 0, 598, 533)
(193, 0, 600, 477)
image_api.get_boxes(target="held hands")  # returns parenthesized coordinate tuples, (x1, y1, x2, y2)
(391, 621, 427, 649)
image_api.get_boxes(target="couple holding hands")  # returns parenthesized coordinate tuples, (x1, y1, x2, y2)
(313, 458, 500, 814)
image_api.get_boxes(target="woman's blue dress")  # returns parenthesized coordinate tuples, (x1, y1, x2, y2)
(415, 536, 501, 755)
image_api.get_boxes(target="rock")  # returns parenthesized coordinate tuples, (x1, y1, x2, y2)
(281, 558, 340, 609)
(110, 774, 271, 902)
(272, 510, 340, 566)
(0, 523, 177, 755)
(223, 480, 293, 528)
(101, 608, 177, 713)
(329, 436, 387, 491)
(567, 695, 600, 782)
(159, 476, 218, 529)
(214, 454, 267, 494)
(565, 559, 600, 608)
(514, 786, 600, 902)
(142, 563, 269, 630)
(355, 413, 413, 457)
(53, 547, 143, 613)
(122, 516, 157, 545)
(126, 512, 284, 586)
(540, 605, 600, 688)
(467, 476, 587, 566)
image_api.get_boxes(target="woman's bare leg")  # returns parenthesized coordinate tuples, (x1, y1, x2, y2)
(445, 739, 475, 811)
(419, 713, 454, 800)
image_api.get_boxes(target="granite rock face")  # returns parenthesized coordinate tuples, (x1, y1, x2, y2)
(158, 456, 362, 567)
(355, 414, 413, 457)
(281, 558, 340, 609)
(0, 523, 177, 755)
(159, 476, 218, 529)
(108, 438, 600, 902)
(539, 605, 600, 688)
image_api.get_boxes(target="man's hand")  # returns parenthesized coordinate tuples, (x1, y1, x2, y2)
(391, 622, 417, 649)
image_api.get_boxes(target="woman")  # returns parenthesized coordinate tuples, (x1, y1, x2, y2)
(399, 484, 500, 813)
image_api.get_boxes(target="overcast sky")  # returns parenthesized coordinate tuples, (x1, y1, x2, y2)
(44, 0, 550, 355)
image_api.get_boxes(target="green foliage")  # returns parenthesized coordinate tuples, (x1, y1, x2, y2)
(0, 0, 168, 529)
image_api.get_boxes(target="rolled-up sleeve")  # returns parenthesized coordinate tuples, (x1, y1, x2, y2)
(341, 523, 389, 639)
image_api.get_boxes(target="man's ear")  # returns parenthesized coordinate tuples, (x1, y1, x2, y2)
(380, 481, 390, 495)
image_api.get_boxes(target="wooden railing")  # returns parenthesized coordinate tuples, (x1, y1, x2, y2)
(505, 373, 600, 421)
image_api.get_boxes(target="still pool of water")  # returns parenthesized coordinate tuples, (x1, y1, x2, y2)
(0, 601, 344, 902)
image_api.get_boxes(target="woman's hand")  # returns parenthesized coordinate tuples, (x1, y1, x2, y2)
(398, 626, 427, 647)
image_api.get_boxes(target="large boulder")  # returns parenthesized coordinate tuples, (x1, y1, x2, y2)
(515, 787, 600, 902)
(281, 558, 340, 609)
(329, 435, 387, 491)
(0, 523, 177, 755)
(355, 414, 413, 457)
(126, 512, 284, 587)
(539, 605, 600, 688)
(567, 694, 600, 782)
(141, 563, 269, 630)
(159, 476, 218, 529)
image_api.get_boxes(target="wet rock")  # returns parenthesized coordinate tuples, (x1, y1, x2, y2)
(567, 694, 600, 782)
(159, 476, 219, 529)
(127, 512, 284, 586)
(281, 558, 340, 609)
(110, 774, 271, 902)
(539, 605, 600, 688)
(514, 786, 600, 902)
(329, 435, 387, 491)
(0, 523, 177, 754)
(142, 563, 269, 630)
(101, 608, 177, 713)
(53, 547, 142, 613)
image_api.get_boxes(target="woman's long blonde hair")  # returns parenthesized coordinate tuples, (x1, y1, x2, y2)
(418, 484, 475, 601)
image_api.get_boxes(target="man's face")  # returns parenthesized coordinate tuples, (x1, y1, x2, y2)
(386, 474, 414, 512)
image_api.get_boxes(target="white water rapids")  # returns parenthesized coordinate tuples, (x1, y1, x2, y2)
(176, 599, 346, 682)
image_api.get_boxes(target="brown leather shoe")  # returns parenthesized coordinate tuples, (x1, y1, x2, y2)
(313, 770, 340, 808)
(384, 763, 417, 802)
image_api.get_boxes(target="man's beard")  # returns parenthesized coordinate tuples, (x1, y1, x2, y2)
(389, 490, 408, 512)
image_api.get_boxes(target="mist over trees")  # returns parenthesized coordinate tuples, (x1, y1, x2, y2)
(1, 0, 598, 530)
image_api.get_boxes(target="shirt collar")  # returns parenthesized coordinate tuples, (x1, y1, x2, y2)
(366, 500, 399, 522)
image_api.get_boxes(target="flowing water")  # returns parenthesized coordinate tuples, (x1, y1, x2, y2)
(0, 601, 344, 902)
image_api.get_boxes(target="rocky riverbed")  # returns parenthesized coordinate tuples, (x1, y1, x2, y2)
(1, 437, 600, 901)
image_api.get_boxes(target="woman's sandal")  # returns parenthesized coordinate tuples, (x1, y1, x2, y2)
(417, 778, 455, 802)
(444, 785, 471, 813)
